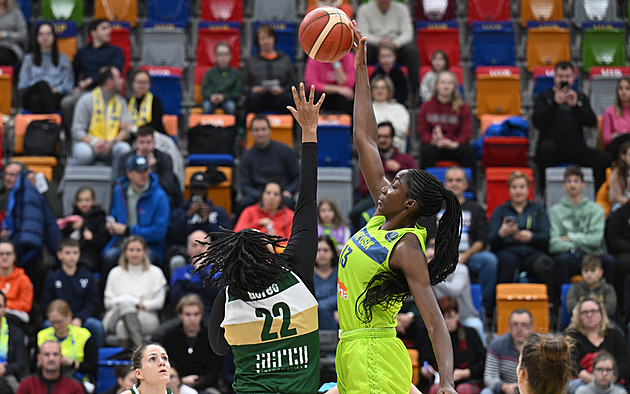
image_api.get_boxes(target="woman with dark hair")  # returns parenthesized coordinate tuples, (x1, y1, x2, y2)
(128, 69, 166, 135)
(18, 22, 73, 113)
(196, 83, 323, 393)
(121, 342, 172, 394)
(334, 25, 461, 394)
(315, 235, 339, 330)
(234, 180, 294, 239)
(517, 332, 573, 394)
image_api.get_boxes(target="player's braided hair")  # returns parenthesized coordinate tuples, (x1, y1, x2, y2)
(193, 228, 290, 293)
(357, 169, 462, 322)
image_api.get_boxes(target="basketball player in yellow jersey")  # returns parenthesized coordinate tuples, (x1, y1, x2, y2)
(332, 24, 462, 394)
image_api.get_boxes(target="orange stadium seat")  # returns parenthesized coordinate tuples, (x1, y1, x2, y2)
(480, 114, 512, 134)
(468, 0, 510, 24)
(188, 113, 236, 129)
(185, 166, 233, 214)
(496, 283, 549, 335)
(12, 114, 61, 177)
(45, 21, 77, 62)
(193, 66, 211, 104)
(485, 167, 534, 220)
(520, 0, 563, 26)
(245, 113, 293, 149)
(196, 21, 241, 69)
(416, 21, 460, 67)
(94, 0, 138, 26)
(0, 66, 12, 115)
(475, 66, 521, 117)
(162, 114, 178, 138)
(525, 21, 570, 73)
(200, 0, 243, 22)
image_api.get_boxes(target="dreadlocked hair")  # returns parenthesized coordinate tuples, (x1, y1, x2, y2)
(358, 169, 462, 323)
(192, 228, 290, 293)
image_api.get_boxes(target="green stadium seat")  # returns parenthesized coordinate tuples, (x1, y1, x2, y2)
(581, 21, 626, 73)
(41, 0, 84, 26)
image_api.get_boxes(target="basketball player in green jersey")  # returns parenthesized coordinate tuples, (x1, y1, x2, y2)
(333, 24, 462, 394)
(194, 84, 323, 394)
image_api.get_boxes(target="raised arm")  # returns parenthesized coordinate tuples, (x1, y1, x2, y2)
(351, 23, 389, 204)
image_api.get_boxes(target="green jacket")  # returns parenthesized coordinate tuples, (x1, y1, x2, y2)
(201, 66, 241, 101)
(566, 278, 617, 318)
(549, 196, 607, 255)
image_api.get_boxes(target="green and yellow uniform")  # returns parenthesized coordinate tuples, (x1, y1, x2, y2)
(37, 325, 91, 363)
(336, 215, 427, 394)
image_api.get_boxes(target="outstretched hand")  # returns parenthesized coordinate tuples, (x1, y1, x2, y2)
(287, 83, 324, 136)
(351, 20, 367, 70)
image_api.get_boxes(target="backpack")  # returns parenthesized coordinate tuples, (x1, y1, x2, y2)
(187, 124, 236, 155)
(23, 120, 61, 156)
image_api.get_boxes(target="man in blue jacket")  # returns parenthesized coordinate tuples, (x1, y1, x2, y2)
(101, 155, 170, 282)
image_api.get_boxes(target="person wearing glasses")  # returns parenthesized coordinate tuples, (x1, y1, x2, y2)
(566, 299, 630, 393)
(576, 351, 627, 394)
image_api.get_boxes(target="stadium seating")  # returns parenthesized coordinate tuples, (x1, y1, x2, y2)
(471, 22, 516, 68)
(18, 0, 30, 22)
(414, 0, 456, 22)
(525, 21, 571, 72)
(481, 137, 529, 169)
(162, 114, 178, 139)
(141, 22, 187, 68)
(110, 22, 131, 76)
(589, 66, 630, 116)
(426, 166, 475, 200)
(467, 0, 511, 24)
(252, 0, 296, 22)
(245, 113, 293, 149)
(197, 21, 241, 68)
(187, 114, 236, 166)
(520, 0, 563, 26)
(545, 167, 594, 208)
(139, 66, 183, 116)
(41, 0, 84, 26)
(475, 66, 521, 117)
(193, 66, 211, 104)
(573, 0, 618, 27)
(419, 64, 463, 86)
(581, 21, 626, 73)
(318, 167, 353, 220)
(317, 114, 352, 167)
(0, 66, 12, 116)
(252, 21, 297, 64)
(416, 21, 460, 68)
(496, 283, 549, 335)
(201, 0, 243, 22)
(485, 167, 534, 220)
(532, 66, 579, 100)
(12, 114, 61, 181)
(560, 283, 572, 328)
(480, 114, 512, 134)
(94, 0, 137, 26)
(47, 21, 77, 62)
(61, 166, 112, 215)
(146, 0, 189, 24)
(185, 166, 233, 214)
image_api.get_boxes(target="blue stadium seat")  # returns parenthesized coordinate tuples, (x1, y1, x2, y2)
(252, 21, 297, 64)
(532, 66, 579, 100)
(560, 283, 572, 328)
(471, 21, 515, 68)
(140, 66, 182, 116)
(470, 283, 483, 319)
(425, 167, 475, 200)
(147, 0, 189, 24)
(17, 0, 29, 22)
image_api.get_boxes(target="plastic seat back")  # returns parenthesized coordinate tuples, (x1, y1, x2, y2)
(0, 67, 13, 119)
(467, 0, 510, 24)
(574, 0, 617, 26)
(41, 0, 84, 26)
(193, 66, 211, 104)
(252, 21, 297, 64)
(475, 66, 521, 117)
(139, 66, 182, 115)
(471, 22, 515, 68)
(252, 0, 296, 22)
(520, 0, 563, 26)
(581, 21, 626, 73)
(109, 22, 131, 76)
(197, 21, 241, 68)
(485, 167, 534, 220)
(201, 0, 243, 22)
(414, 0, 456, 22)
(141, 21, 187, 68)
(94, 0, 137, 26)
(496, 283, 549, 335)
(416, 21, 460, 67)
(525, 21, 570, 72)
(589, 66, 630, 116)
(245, 113, 293, 149)
(146, 0, 189, 24)
(185, 166, 233, 213)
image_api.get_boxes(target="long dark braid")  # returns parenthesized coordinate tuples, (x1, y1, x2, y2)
(358, 169, 462, 322)
(193, 228, 290, 293)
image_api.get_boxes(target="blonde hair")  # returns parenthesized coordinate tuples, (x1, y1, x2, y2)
(434, 71, 463, 113)
(567, 298, 612, 337)
(47, 299, 72, 319)
(118, 235, 151, 271)
(507, 171, 531, 188)
(371, 74, 395, 101)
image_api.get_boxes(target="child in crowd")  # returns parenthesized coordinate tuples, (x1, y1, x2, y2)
(41, 238, 104, 348)
(609, 140, 630, 213)
(566, 254, 617, 319)
(201, 42, 241, 115)
(419, 49, 448, 103)
(576, 351, 628, 394)
(371, 44, 409, 105)
(317, 198, 351, 253)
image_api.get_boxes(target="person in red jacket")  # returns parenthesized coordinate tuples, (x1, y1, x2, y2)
(417, 70, 476, 170)
(17, 341, 83, 394)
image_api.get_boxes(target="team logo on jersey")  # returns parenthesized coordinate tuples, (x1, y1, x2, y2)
(337, 278, 348, 300)
(384, 231, 399, 242)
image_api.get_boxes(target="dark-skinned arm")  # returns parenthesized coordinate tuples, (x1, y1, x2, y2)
(389, 233, 456, 394)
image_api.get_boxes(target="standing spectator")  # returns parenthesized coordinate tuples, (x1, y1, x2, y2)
(576, 351, 628, 394)
(372, 75, 410, 152)
(481, 309, 534, 394)
(566, 254, 617, 320)
(314, 235, 339, 331)
(0, 241, 32, 326)
(418, 71, 476, 170)
(128, 70, 166, 134)
(533, 61, 610, 190)
(0, 0, 26, 65)
(0, 290, 27, 394)
(18, 22, 73, 114)
(317, 198, 351, 253)
(201, 42, 240, 115)
(242, 25, 296, 114)
(420, 50, 449, 103)
(356, 0, 420, 92)
(69, 65, 132, 177)
(304, 51, 355, 115)
(234, 181, 294, 239)
(601, 77, 630, 154)
(16, 341, 83, 394)
(608, 140, 630, 213)
(371, 44, 409, 105)
(236, 114, 299, 213)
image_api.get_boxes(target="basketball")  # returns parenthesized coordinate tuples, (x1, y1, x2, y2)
(299, 7, 354, 63)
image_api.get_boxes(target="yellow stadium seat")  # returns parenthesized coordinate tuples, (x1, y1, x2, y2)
(245, 113, 293, 149)
(475, 66, 521, 117)
(526, 22, 570, 73)
(496, 283, 549, 335)
(185, 166, 232, 214)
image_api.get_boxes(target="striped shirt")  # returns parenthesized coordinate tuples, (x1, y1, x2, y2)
(483, 333, 519, 392)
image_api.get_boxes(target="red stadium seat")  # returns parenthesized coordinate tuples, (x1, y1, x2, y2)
(416, 21, 460, 67)
(414, 0, 456, 22)
(468, 0, 511, 24)
(485, 167, 534, 220)
(196, 21, 241, 68)
(201, 0, 243, 22)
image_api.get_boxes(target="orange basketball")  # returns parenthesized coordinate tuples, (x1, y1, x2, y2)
(299, 7, 354, 63)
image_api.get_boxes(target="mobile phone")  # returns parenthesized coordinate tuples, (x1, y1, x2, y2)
(560, 81, 569, 89)
(505, 216, 518, 224)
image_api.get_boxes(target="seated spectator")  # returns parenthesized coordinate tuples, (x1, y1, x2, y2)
(418, 70, 476, 170)
(372, 75, 410, 152)
(128, 70, 166, 134)
(16, 341, 83, 394)
(60, 186, 110, 273)
(317, 198, 350, 253)
(0, 0, 26, 66)
(102, 365, 136, 394)
(576, 351, 628, 394)
(102, 155, 170, 280)
(0, 290, 27, 394)
(117, 125, 181, 209)
(170, 230, 222, 315)
(167, 366, 198, 394)
(304, 50, 355, 115)
(41, 238, 104, 348)
(420, 50, 449, 103)
(234, 180, 294, 239)
(566, 255, 617, 320)
(18, 22, 73, 114)
(242, 25, 296, 114)
(306, 0, 354, 19)
(488, 171, 554, 301)
(371, 44, 409, 105)
(159, 295, 222, 393)
(608, 140, 630, 213)
(201, 42, 240, 115)
(70, 65, 132, 177)
(37, 299, 97, 388)
(103, 235, 167, 348)
(481, 309, 534, 394)
(605, 200, 630, 303)
(315, 236, 339, 331)
(566, 298, 629, 393)
(167, 170, 230, 251)
(601, 77, 630, 155)
(236, 114, 299, 213)
(0, 241, 32, 326)
(420, 297, 485, 394)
